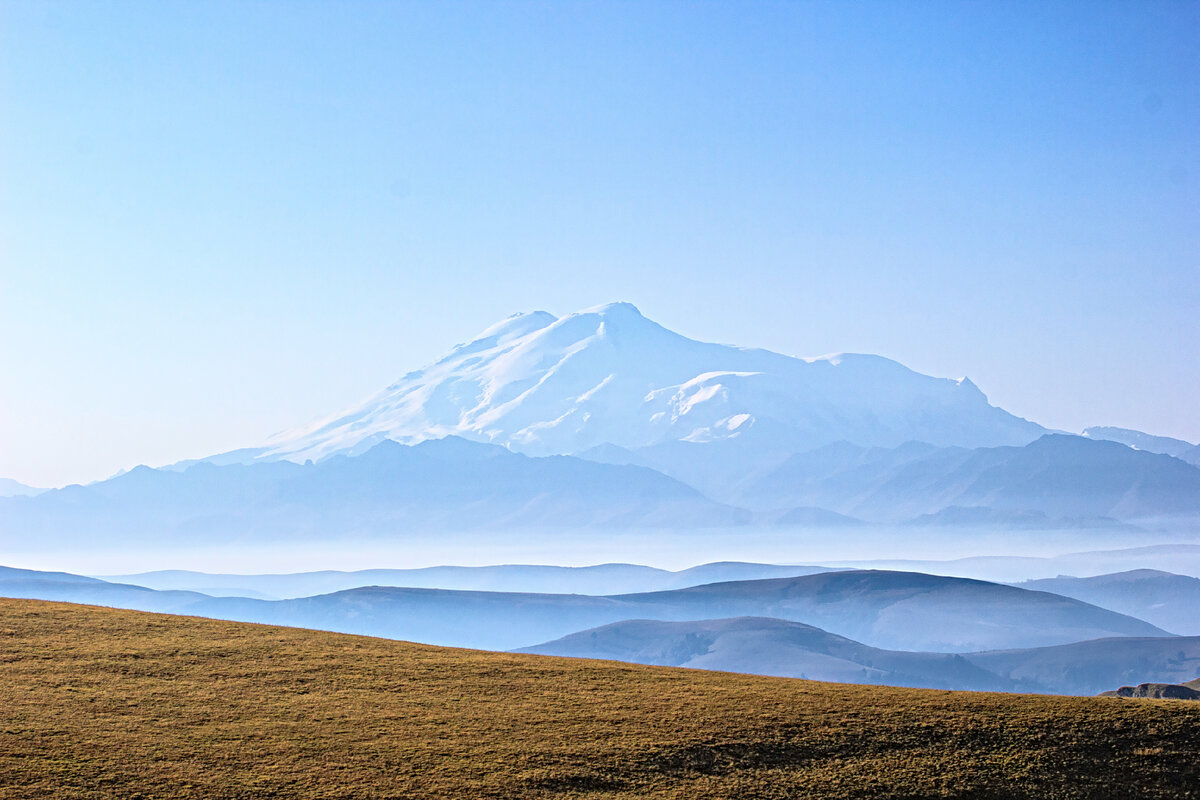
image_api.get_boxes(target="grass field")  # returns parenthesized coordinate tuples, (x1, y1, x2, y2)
(2, 598, 1198, 799)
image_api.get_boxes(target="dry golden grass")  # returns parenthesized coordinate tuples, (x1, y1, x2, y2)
(1, 598, 1198, 799)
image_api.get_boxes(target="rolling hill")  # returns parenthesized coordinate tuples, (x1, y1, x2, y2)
(185, 569, 1166, 652)
(1, 564, 1166, 653)
(520, 617, 1200, 696)
(0, 565, 212, 612)
(1018, 570, 1200, 635)
(597, 570, 1169, 652)
(3, 565, 1191, 695)
(518, 616, 1015, 691)
(107, 561, 842, 599)
(838, 543, 1200, 583)
(3, 598, 1197, 800)
(963, 635, 1200, 696)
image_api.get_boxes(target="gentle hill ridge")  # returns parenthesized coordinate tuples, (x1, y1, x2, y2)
(519, 616, 1200, 696)
(107, 561, 842, 599)
(517, 616, 1015, 691)
(184, 568, 1167, 652)
(964, 635, 1200, 695)
(1018, 569, 1200, 635)
(1, 564, 1169, 654)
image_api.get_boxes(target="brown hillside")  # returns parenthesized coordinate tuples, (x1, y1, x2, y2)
(1, 598, 1198, 799)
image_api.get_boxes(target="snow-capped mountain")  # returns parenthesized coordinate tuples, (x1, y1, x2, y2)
(0, 478, 44, 498)
(1084, 426, 1200, 465)
(241, 302, 1044, 465)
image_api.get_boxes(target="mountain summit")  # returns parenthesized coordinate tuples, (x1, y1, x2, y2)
(249, 302, 1043, 464)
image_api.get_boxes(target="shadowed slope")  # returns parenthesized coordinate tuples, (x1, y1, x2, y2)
(517, 616, 1014, 691)
(606, 569, 1168, 652)
(1019, 570, 1200, 635)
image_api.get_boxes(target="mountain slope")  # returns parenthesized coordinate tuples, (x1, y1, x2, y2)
(1084, 426, 1200, 464)
(0, 565, 212, 612)
(238, 302, 1044, 465)
(736, 434, 1200, 520)
(0, 478, 44, 498)
(0, 437, 746, 546)
(1018, 570, 1200, 635)
(518, 616, 1014, 691)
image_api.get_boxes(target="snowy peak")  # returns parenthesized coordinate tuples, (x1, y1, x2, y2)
(249, 303, 1045, 464)
(456, 310, 558, 351)
(1083, 426, 1198, 460)
(0, 478, 45, 498)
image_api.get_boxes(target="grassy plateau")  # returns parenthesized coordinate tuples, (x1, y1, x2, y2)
(1, 598, 1198, 799)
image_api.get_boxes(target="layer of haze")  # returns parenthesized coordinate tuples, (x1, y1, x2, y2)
(2, 1, 1197, 488)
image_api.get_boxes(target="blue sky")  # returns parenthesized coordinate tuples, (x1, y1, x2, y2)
(2, 1, 1197, 487)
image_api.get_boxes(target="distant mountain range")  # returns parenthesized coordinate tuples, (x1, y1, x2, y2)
(0, 437, 751, 545)
(725, 433, 1200, 520)
(3, 434, 1199, 550)
(1084, 426, 1200, 465)
(7, 429, 1196, 550)
(3, 303, 1198, 544)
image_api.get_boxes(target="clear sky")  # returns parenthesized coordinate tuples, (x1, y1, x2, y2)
(2, 1, 1197, 488)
